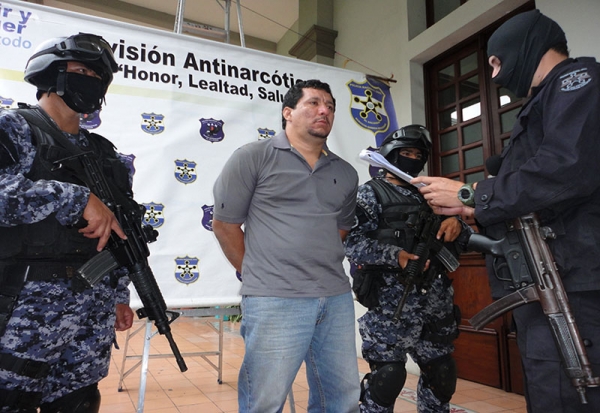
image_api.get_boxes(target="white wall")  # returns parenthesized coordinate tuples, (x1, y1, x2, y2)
(537, 0, 600, 59)
(333, 0, 600, 160)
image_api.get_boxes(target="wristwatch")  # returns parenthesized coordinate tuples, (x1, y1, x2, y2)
(457, 183, 475, 207)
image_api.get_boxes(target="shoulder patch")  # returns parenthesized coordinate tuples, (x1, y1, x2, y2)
(560, 68, 592, 92)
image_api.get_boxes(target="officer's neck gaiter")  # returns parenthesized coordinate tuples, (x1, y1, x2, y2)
(60, 73, 105, 114)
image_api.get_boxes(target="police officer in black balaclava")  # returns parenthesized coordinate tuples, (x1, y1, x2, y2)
(486, 9, 567, 97)
(412, 9, 600, 413)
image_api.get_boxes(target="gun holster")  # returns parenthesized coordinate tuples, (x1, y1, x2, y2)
(352, 267, 384, 309)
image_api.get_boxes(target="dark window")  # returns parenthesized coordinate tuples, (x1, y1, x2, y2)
(424, 3, 535, 190)
(426, 0, 469, 27)
(426, 44, 492, 185)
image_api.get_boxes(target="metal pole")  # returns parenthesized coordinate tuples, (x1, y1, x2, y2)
(224, 0, 231, 44)
(236, 0, 246, 48)
(136, 320, 153, 412)
(174, 0, 186, 34)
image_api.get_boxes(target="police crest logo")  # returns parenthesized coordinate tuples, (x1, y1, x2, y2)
(199, 118, 225, 142)
(347, 79, 390, 134)
(560, 68, 592, 92)
(79, 109, 102, 130)
(201, 204, 214, 231)
(257, 127, 276, 140)
(0, 96, 14, 109)
(143, 202, 165, 228)
(174, 159, 197, 184)
(175, 256, 200, 284)
(141, 112, 165, 135)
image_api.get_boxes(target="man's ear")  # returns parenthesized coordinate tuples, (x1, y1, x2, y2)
(282, 107, 292, 124)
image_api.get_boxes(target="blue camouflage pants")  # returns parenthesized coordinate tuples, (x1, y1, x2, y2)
(0, 276, 117, 410)
(359, 273, 458, 413)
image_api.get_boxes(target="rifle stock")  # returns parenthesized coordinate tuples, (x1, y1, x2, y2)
(62, 152, 188, 373)
(468, 213, 599, 403)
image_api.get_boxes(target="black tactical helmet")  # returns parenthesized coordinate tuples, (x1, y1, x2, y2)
(379, 124, 432, 161)
(24, 33, 118, 96)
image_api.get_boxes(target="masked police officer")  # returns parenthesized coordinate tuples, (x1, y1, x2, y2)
(345, 125, 471, 412)
(0, 33, 134, 412)
(413, 10, 600, 412)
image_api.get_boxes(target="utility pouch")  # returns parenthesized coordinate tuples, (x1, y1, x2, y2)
(352, 267, 382, 309)
(0, 263, 29, 336)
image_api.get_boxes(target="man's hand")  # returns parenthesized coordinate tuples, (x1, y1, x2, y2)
(411, 176, 475, 217)
(437, 217, 462, 242)
(114, 303, 134, 331)
(398, 250, 430, 271)
(79, 193, 127, 251)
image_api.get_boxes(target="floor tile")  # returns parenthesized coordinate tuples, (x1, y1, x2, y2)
(98, 316, 526, 413)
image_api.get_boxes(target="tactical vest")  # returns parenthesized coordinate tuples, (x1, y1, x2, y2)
(0, 106, 132, 263)
(364, 177, 422, 251)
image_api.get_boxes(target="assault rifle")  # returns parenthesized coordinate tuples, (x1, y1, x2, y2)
(57, 151, 188, 373)
(392, 203, 460, 320)
(468, 213, 599, 403)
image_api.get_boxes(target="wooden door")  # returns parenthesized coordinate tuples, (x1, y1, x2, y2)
(423, 2, 535, 393)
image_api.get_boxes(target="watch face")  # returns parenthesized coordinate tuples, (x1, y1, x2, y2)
(459, 184, 475, 206)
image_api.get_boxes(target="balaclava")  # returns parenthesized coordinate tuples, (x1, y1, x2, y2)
(487, 9, 566, 97)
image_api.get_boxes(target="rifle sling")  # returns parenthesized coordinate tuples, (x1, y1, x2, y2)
(17, 107, 86, 157)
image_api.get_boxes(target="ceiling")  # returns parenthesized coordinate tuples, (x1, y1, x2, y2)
(119, 0, 299, 44)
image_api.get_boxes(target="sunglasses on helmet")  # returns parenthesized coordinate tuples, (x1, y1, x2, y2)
(389, 127, 427, 142)
(29, 33, 118, 73)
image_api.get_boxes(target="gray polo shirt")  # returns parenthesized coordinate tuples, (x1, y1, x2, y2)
(213, 132, 358, 298)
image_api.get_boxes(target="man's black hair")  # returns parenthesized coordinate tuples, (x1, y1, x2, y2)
(281, 79, 336, 129)
(551, 42, 570, 57)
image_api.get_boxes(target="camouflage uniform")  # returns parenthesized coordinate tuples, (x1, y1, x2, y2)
(345, 178, 470, 413)
(0, 109, 131, 410)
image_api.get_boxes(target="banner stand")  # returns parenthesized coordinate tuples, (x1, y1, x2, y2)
(117, 306, 242, 412)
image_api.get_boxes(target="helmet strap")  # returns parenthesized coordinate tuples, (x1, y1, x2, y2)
(55, 62, 67, 97)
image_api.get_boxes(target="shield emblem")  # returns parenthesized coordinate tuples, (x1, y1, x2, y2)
(257, 128, 276, 140)
(80, 109, 102, 130)
(175, 256, 200, 284)
(199, 118, 225, 142)
(0, 96, 14, 109)
(141, 113, 165, 135)
(142, 202, 165, 228)
(347, 80, 390, 134)
(174, 159, 197, 184)
(560, 69, 592, 92)
(201, 204, 214, 231)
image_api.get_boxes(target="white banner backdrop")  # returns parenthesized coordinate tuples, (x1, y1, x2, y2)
(0, 0, 396, 308)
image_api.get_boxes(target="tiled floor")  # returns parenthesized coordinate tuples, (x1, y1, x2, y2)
(98, 316, 527, 413)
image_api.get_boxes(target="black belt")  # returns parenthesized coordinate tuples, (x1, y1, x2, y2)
(0, 352, 50, 379)
(0, 262, 86, 282)
(25, 263, 81, 281)
(0, 261, 92, 293)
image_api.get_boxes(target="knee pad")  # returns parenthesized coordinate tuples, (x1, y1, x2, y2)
(40, 384, 101, 413)
(419, 354, 457, 404)
(367, 362, 407, 407)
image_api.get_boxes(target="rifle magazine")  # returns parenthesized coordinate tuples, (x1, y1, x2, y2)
(77, 250, 119, 287)
(469, 285, 539, 330)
